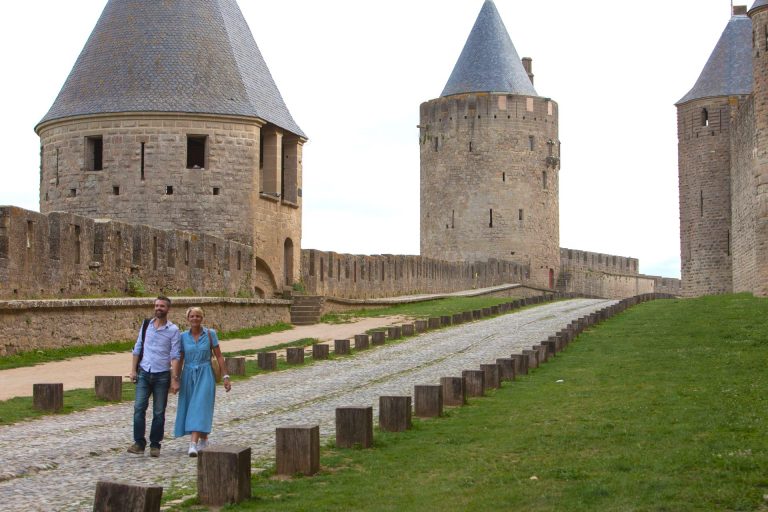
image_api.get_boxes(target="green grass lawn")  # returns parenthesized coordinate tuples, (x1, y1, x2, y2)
(321, 296, 519, 323)
(183, 294, 768, 512)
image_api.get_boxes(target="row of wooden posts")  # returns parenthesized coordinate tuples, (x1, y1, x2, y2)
(91, 292, 675, 511)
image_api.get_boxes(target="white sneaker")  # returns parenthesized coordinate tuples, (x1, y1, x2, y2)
(188, 442, 198, 457)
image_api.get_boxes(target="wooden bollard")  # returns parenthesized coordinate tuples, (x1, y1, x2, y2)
(334, 339, 351, 355)
(257, 352, 277, 371)
(387, 326, 402, 340)
(286, 347, 305, 365)
(402, 323, 415, 336)
(523, 349, 539, 369)
(482, 308, 492, 317)
(414, 320, 428, 333)
(93, 481, 162, 512)
(533, 344, 548, 364)
(440, 316, 452, 326)
(312, 344, 329, 360)
(354, 334, 370, 350)
(542, 339, 558, 357)
(276, 426, 320, 476)
(371, 331, 386, 345)
(440, 376, 466, 406)
(335, 407, 373, 449)
(495, 359, 516, 381)
(480, 364, 501, 389)
(379, 396, 412, 432)
(491, 305, 500, 315)
(428, 317, 441, 329)
(225, 357, 246, 376)
(33, 383, 63, 412)
(462, 370, 485, 397)
(414, 385, 443, 418)
(95, 376, 122, 402)
(510, 354, 528, 375)
(451, 313, 463, 324)
(198, 446, 251, 506)
(462, 311, 473, 322)
(472, 310, 482, 320)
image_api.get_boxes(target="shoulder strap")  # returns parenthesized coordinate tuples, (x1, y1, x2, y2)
(138, 319, 151, 362)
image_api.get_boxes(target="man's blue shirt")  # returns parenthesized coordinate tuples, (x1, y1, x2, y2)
(132, 319, 181, 373)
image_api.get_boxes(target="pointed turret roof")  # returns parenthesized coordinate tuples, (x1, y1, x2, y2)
(441, 0, 537, 98)
(676, 14, 752, 105)
(37, 0, 305, 138)
(750, 0, 768, 14)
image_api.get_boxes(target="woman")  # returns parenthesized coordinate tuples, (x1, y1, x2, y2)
(174, 307, 231, 457)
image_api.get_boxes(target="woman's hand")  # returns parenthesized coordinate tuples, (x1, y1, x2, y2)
(223, 376, 232, 392)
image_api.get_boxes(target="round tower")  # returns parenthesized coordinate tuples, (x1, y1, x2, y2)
(35, 0, 306, 294)
(748, 0, 768, 296)
(420, 0, 560, 288)
(675, 7, 752, 297)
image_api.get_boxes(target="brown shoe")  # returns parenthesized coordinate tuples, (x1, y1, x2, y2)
(127, 443, 145, 454)
(149, 447, 161, 457)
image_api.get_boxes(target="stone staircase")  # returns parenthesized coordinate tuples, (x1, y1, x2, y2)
(290, 295, 324, 325)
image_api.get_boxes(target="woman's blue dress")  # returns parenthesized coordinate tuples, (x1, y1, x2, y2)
(174, 328, 219, 436)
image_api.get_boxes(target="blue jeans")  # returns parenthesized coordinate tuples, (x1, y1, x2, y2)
(133, 370, 170, 449)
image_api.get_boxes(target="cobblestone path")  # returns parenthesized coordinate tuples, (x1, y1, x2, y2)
(0, 298, 613, 511)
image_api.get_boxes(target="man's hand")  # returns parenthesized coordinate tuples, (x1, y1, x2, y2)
(129, 370, 137, 383)
(170, 379, 180, 394)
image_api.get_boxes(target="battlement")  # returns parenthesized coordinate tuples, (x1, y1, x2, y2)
(0, 206, 256, 299)
(420, 93, 558, 129)
(560, 248, 639, 275)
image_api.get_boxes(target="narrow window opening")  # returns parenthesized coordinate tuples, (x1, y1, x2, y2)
(69, 188, 77, 198)
(26, 221, 34, 250)
(529, 136, 535, 151)
(86, 136, 103, 171)
(74, 225, 81, 264)
(166, 185, 174, 195)
(489, 209, 494, 228)
(237, 250, 242, 271)
(727, 230, 731, 256)
(184, 240, 190, 266)
(152, 236, 158, 270)
(213, 187, 220, 196)
(113, 186, 120, 196)
(519, 209, 524, 221)
(186, 135, 207, 169)
(701, 108, 709, 127)
(469, 141, 473, 152)
(55, 148, 60, 186)
(167, 243, 175, 268)
(700, 190, 704, 217)
(764, 25, 768, 51)
(39, 146, 43, 184)
(259, 131, 264, 169)
(452, 210, 455, 229)
(140, 142, 145, 181)
(434, 136, 439, 152)
(543, 170, 548, 190)
(502, 172, 506, 182)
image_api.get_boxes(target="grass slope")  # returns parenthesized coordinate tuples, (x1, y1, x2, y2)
(200, 294, 768, 512)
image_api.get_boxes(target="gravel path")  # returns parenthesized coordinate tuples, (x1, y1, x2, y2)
(0, 298, 613, 511)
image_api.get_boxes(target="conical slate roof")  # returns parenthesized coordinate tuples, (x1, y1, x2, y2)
(37, 0, 305, 138)
(441, 0, 537, 98)
(750, 0, 768, 13)
(676, 14, 752, 105)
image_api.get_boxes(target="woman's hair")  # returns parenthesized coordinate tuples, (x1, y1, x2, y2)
(185, 306, 205, 319)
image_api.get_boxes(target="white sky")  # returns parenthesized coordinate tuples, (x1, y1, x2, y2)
(0, 0, 741, 279)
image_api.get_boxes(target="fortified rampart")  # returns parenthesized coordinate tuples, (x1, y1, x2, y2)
(300, 249, 531, 299)
(0, 206, 266, 300)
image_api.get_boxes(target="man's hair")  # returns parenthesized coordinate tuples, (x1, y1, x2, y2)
(156, 295, 172, 306)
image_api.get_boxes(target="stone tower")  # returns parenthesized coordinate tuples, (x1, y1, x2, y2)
(419, 0, 560, 289)
(744, 0, 768, 296)
(35, 0, 306, 295)
(675, 7, 751, 297)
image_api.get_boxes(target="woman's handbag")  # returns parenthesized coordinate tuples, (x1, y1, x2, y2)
(205, 328, 223, 383)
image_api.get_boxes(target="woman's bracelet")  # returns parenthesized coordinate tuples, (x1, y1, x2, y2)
(223, 374, 230, 380)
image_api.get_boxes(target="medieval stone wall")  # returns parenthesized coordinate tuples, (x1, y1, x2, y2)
(730, 96, 759, 293)
(559, 248, 639, 275)
(0, 297, 290, 356)
(677, 98, 735, 296)
(420, 93, 560, 288)
(0, 206, 256, 299)
(300, 249, 531, 299)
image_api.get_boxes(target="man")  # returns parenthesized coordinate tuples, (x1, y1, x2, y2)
(127, 296, 181, 457)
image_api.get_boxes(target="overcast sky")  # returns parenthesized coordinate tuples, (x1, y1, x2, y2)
(0, 0, 742, 279)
